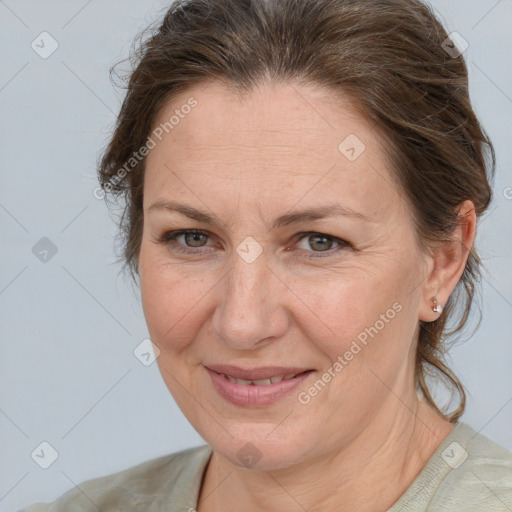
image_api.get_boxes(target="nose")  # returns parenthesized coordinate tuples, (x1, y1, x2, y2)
(211, 251, 289, 351)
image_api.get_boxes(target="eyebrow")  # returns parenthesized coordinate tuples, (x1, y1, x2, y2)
(147, 200, 372, 228)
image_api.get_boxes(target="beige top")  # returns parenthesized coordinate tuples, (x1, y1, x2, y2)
(21, 422, 512, 511)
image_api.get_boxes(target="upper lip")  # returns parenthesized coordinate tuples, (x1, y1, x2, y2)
(205, 364, 312, 380)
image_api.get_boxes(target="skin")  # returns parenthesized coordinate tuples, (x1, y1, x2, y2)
(138, 79, 476, 511)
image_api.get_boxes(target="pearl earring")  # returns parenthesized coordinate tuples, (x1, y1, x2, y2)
(432, 297, 443, 313)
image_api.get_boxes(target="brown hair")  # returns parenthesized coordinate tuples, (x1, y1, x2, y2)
(98, 0, 494, 422)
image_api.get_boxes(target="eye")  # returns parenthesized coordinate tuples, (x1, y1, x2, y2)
(157, 229, 351, 258)
(157, 229, 214, 254)
(293, 232, 350, 256)
(179, 231, 209, 247)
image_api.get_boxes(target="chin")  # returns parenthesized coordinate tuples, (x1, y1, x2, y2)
(202, 422, 316, 471)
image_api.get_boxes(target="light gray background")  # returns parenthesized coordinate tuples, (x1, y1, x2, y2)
(1, 1, 511, 510)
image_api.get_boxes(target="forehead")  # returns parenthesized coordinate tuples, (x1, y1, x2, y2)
(144, 79, 402, 217)
(149, 79, 387, 158)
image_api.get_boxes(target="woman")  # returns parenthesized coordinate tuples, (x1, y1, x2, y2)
(23, 0, 512, 510)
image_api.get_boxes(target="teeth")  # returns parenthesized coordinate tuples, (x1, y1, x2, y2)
(223, 373, 299, 385)
(226, 376, 252, 385)
(253, 378, 272, 386)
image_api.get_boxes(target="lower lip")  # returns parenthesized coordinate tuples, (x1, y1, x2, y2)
(206, 367, 313, 407)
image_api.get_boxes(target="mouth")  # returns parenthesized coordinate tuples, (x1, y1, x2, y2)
(220, 372, 304, 386)
(204, 364, 315, 407)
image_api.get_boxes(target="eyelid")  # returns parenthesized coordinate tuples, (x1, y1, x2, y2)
(158, 229, 216, 253)
(291, 231, 351, 255)
(158, 229, 351, 256)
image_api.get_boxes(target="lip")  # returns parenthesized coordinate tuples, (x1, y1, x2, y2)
(205, 365, 314, 407)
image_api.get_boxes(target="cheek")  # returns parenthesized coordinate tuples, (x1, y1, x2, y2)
(287, 268, 395, 334)
(139, 245, 214, 351)
(287, 261, 418, 371)
(141, 276, 202, 346)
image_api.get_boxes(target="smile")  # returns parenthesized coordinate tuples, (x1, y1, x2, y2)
(221, 372, 300, 385)
(205, 365, 314, 407)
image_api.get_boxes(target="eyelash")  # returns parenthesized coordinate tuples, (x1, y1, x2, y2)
(156, 229, 351, 258)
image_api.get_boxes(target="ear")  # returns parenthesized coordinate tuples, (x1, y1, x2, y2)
(418, 200, 477, 322)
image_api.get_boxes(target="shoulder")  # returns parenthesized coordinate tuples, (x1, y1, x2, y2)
(391, 422, 512, 512)
(431, 423, 512, 511)
(20, 444, 212, 512)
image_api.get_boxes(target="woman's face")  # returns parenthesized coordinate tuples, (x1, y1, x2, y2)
(139, 80, 433, 469)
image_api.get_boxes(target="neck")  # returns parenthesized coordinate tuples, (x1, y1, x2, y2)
(197, 399, 454, 512)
